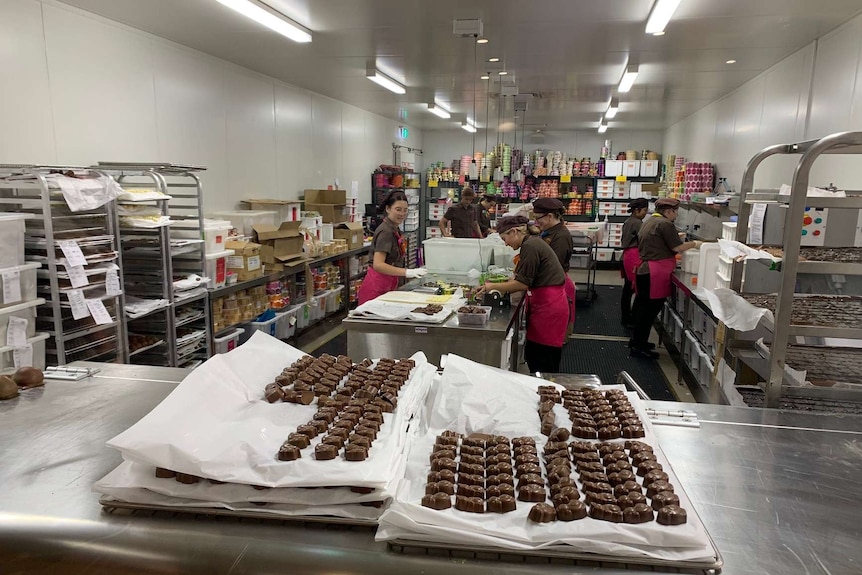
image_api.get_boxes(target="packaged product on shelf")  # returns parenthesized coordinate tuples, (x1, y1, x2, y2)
(225, 240, 263, 282)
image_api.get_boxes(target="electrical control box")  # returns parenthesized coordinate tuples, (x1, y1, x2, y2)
(758, 203, 861, 247)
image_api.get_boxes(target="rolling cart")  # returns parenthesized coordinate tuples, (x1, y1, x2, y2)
(570, 233, 598, 303)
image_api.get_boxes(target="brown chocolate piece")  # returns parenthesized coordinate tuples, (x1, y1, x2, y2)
(589, 503, 624, 522)
(430, 449, 456, 462)
(426, 480, 455, 495)
(347, 435, 371, 449)
(462, 436, 487, 448)
(458, 462, 485, 476)
(306, 420, 329, 434)
(602, 450, 628, 465)
(454, 495, 485, 513)
(556, 501, 588, 521)
(329, 427, 350, 440)
(456, 484, 484, 498)
(571, 426, 598, 439)
(637, 460, 663, 477)
(651, 491, 680, 510)
(632, 451, 657, 466)
(622, 425, 646, 438)
(625, 440, 653, 454)
(518, 484, 546, 502)
(613, 480, 642, 498)
(322, 434, 345, 449)
(528, 502, 556, 523)
(582, 481, 613, 494)
(281, 390, 315, 405)
(624, 503, 654, 523)
(646, 480, 675, 499)
(516, 463, 543, 478)
(485, 453, 511, 466)
(487, 462, 513, 476)
(551, 486, 580, 507)
(656, 504, 687, 525)
(421, 492, 452, 510)
(287, 433, 310, 449)
(549, 479, 577, 497)
(606, 460, 633, 474)
(547, 467, 572, 485)
(576, 461, 605, 473)
(358, 419, 380, 433)
(431, 457, 457, 472)
(487, 494, 517, 513)
(440, 430, 461, 439)
(579, 471, 609, 484)
(486, 473, 514, 487)
(435, 434, 459, 447)
(540, 415, 556, 436)
(569, 441, 597, 454)
(486, 443, 511, 456)
(573, 451, 601, 464)
(355, 425, 378, 440)
(517, 473, 544, 489)
(597, 425, 621, 440)
(512, 436, 535, 447)
(617, 492, 648, 509)
(548, 427, 570, 442)
(175, 473, 199, 485)
(278, 444, 302, 461)
(154, 467, 176, 479)
(460, 445, 484, 457)
(608, 470, 637, 486)
(314, 443, 338, 460)
(513, 445, 538, 457)
(458, 473, 485, 487)
(514, 453, 540, 466)
(264, 384, 283, 403)
(586, 492, 617, 506)
(459, 454, 485, 466)
(296, 424, 320, 439)
(363, 412, 384, 425)
(427, 469, 456, 484)
(486, 484, 515, 498)
(643, 469, 670, 486)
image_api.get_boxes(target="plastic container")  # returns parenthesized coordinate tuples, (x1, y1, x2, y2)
(248, 314, 279, 337)
(570, 253, 590, 268)
(457, 306, 492, 326)
(210, 210, 277, 237)
(204, 220, 233, 253)
(422, 238, 494, 272)
(320, 223, 334, 242)
(0, 332, 49, 370)
(213, 328, 244, 354)
(721, 221, 738, 241)
(0, 298, 43, 347)
(204, 249, 234, 290)
(0, 213, 32, 269)
(697, 243, 721, 290)
(596, 248, 614, 262)
(324, 286, 343, 314)
(275, 305, 299, 339)
(0, 262, 41, 308)
(492, 246, 517, 268)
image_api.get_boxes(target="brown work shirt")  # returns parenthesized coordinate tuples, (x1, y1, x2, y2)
(636, 213, 682, 274)
(443, 203, 478, 238)
(476, 204, 492, 236)
(542, 221, 574, 272)
(620, 216, 643, 250)
(515, 235, 567, 288)
(371, 218, 405, 268)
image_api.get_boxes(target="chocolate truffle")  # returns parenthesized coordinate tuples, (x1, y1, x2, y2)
(643, 469, 670, 487)
(613, 480, 642, 498)
(651, 491, 680, 510)
(632, 451, 657, 466)
(557, 501, 588, 521)
(646, 480, 675, 499)
(637, 460, 663, 477)
(608, 470, 637, 486)
(515, 453, 540, 466)
(458, 473, 486, 487)
(454, 495, 485, 513)
(516, 463, 543, 477)
(589, 503, 624, 522)
(154, 467, 176, 478)
(548, 427, 570, 442)
(487, 494, 517, 513)
(528, 503, 556, 523)
(314, 443, 338, 460)
(287, 433, 310, 449)
(457, 484, 485, 499)
(657, 504, 687, 525)
(486, 484, 515, 498)
(426, 480, 455, 495)
(517, 473, 544, 489)
(486, 473, 514, 487)
(617, 492, 648, 509)
(518, 484, 546, 502)
(431, 457, 457, 472)
(624, 503, 654, 524)
(571, 426, 598, 439)
(427, 469, 457, 484)
(421, 492, 452, 510)
(344, 445, 369, 461)
(278, 444, 302, 461)
(622, 425, 646, 439)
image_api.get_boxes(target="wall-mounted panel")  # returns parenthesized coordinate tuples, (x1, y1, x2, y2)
(807, 15, 861, 139)
(311, 95, 342, 189)
(275, 82, 313, 200)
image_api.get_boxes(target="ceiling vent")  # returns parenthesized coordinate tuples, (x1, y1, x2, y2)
(453, 19, 483, 37)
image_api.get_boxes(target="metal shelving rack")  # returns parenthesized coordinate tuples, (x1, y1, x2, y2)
(733, 131, 862, 408)
(98, 164, 210, 367)
(0, 165, 128, 365)
(372, 168, 421, 267)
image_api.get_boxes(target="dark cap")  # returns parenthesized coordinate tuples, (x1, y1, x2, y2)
(655, 197, 680, 209)
(495, 215, 529, 235)
(627, 198, 649, 210)
(532, 198, 565, 214)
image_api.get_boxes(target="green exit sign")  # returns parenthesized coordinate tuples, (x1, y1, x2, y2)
(398, 126, 409, 140)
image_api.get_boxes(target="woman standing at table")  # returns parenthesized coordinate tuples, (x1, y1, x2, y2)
(630, 198, 701, 358)
(477, 215, 568, 374)
(357, 191, 427, 304)
(532, 198, 576, 332)
(619, 198, 649, 329)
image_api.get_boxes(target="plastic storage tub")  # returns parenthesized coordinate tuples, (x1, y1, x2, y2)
(275, 305, 299, 339)
(248, 315, 279, 337)
(457, 306, 492, 326)
(422, 238, 494, 272)
(0, 332, 49, 370)
(204, 249, 234, 289)
(0, 298, 43, 346)
(213, 327, 244, 354)
(0, 262, 41, 308)
(210, 210, 277, 237)
(324, 286, 343, 314)
(0, 213, 32, 270)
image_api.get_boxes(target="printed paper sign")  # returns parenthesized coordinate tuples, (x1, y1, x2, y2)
(1, 269, 21, 304)
(106, 269, 122, 296)
(13, 344, 33, 369)
(6, 316, 28, 347)
(58, 240, 88, 267)
(86, 299, 113, 325)
(67, 289, 90, 320)
(65, 264, 89, 288)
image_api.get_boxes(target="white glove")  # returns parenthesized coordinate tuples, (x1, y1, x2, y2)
(405, 268, 428, 279)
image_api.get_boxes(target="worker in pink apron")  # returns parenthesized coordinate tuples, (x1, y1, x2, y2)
(357, 191, 427, 304)
(629, 198, 702, 359)
(477, 215, 568, 374)
(619, 198, 650, 328)
(532, 198, 576, 333)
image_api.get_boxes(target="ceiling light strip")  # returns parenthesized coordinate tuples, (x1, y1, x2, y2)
(606, 97, 620, 119)
(428, 102, 451, 119)
(618, 64, 639, 93)
(645, 0, 681, 35)
(366, 65, 406, 94)
(461, 120, 477, 133)
(214, 0, 312, 43)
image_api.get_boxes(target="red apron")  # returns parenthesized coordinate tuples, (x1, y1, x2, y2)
(357, 267, 399, 305)
(525, 285, 569, 347)
(621, 246, 641, 284)
(564, 275, 576, 327)
(647, 257, 676, 299)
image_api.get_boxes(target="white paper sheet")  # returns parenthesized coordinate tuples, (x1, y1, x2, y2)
(350, 299, 455, 323)
(107, 331, 436, 488)
(376, 355, 717, 564)
(701, 288, 774, 332)
(49, 174, 123, 212)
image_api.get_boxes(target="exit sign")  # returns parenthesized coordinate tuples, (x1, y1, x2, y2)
(398, 126, 409, 140)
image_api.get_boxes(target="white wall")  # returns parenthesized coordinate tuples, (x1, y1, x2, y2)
(663, 11, 862, 193)
(0, 0, 422, 212)
(423, 129, 663, 167)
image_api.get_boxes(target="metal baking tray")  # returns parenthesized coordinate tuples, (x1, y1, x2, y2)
(99, 496, 379, 527)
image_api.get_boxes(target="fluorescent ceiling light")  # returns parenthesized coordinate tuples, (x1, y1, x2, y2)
(488, 57, 500, 62)
(366, 65, 406, 94)
(427, 102, 451, 119)
(498, 71, 508, 76)
(726, 59, 737, 64)
(598, 118, 608, 134)
(605, 97, 619, 119)
(461, 121, 477, 133)
(645, 0, 681, 35)
(214, 0, 312, 43)
(618, 64, 638, 93)
(480, 74, 490, 80)
(476, 38, 489, 44)
(652, 31, 665, 36)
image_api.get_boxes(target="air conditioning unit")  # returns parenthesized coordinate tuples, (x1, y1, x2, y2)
(453, 19, 483, 37)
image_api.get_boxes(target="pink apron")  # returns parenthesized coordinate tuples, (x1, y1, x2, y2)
(621, 246, 641, 284)
(564, 275, 576, 327)
(357, 267, 399, 305)
(647, 257, 676, 299)
(525, 285, 569, 347)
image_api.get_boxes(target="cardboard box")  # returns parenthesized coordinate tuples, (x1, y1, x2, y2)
(225, 240, 263, 281)
(304, 189, 348, 223)
(241, 199, 302, 222)
(333, 221, 364, 250)
(253, 221, 306, 265)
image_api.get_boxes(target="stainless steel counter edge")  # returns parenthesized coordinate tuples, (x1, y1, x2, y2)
(2, 363, 861, 574)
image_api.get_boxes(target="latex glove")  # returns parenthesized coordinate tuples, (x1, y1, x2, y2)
(405, 268, 428, 279)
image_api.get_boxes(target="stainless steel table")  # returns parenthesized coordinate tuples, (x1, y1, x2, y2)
(2, 362, 861, 574)
(344, 302, 523, 371)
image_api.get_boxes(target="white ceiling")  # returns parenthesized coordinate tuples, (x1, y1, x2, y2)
(59, 0, 862, 132)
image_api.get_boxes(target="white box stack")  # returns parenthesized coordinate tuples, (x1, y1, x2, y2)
(614, 181, 630, 199)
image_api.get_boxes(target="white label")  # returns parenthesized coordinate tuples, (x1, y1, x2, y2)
(414, 326, 428, 334)
(1, 270, 21, 304)
(13, 344, 33, 369)
(65, 264, 89, 288)
(226, 256, 243, 269)
(86, 299, 113, 325)
(58, 239, 88, 267)
(6, 316, 28, 346)
(748, 203, 766, 245)
(67, 289, 90, 320)
(105, 269, 122, 296)
(247, 255, 261, 272)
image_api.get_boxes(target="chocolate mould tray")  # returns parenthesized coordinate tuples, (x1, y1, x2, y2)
(741, 294, 862, 329)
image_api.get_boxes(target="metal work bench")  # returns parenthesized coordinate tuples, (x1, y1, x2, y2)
(1, 362, 861, 574)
